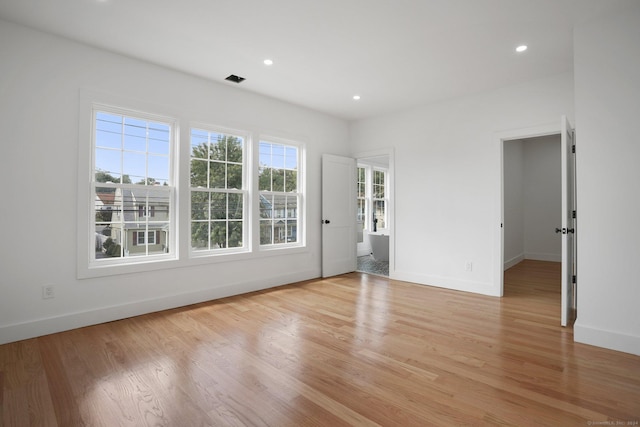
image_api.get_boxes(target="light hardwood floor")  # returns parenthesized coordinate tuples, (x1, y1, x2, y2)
(1, 260, 639, 426)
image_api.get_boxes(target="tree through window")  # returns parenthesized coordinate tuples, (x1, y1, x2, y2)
(190, 128, 246, 252)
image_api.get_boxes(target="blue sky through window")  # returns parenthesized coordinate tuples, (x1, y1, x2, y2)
(259, 141, 298, 170)
(95, 112, 170, 185)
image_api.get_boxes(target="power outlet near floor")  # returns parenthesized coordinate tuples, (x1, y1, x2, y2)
(42, 285, 55, 299)
(465, 261, 473, 272)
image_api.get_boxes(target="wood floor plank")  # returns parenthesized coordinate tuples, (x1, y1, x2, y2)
(1, 260, 639, 426)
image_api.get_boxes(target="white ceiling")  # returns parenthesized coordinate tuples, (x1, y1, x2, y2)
(0, 0, 631, 120)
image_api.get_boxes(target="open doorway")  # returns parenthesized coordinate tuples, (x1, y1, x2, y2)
(497, 118, 576, 326)
(503, 134, 563, 320)
(503, 135, 561, 271)
(354, 149, 394, 277)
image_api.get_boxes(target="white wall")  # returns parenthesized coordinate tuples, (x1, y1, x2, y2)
(503, 140, 525, 268)
(573, 4, 640, 355)
(0, 20, 349, 344)
(350, 73, 573, 296)
(523, 136, 561, 262)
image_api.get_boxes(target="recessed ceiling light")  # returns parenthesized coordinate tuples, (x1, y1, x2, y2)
(263, 59, 273, 66)
(516, 45, 528, 53)
(353, 95, 361, 101)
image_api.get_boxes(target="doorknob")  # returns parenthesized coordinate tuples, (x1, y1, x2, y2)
(322, 219, 331, 224)
(556, 227, 575, 234)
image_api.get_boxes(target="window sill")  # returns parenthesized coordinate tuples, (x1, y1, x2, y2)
(78, 244, 308, 279)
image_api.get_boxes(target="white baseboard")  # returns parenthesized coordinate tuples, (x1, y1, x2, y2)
(524, 252, 561, 262)
(504, 253, 525, 270)
(0, 270, 318, 345)
(574, 321, 640, 356)
(392, 270, 499, 297)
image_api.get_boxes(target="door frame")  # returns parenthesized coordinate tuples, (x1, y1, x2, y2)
(354, 148, 395, 279)
(495, 122, 562, 297)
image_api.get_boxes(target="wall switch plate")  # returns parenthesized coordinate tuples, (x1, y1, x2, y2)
(42, 285, 55, 299)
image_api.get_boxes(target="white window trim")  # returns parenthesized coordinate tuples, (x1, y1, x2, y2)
(77, 91, 309, 279)
(78, 93, 179, 278)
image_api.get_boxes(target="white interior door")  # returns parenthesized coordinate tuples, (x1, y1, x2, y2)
(322, 154, 356, 277)
(560, 116, 577, 326)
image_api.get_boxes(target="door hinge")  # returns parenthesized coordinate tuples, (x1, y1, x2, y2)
(572, 275, 577, 284)
(572, 144, 576, 154)
(572, 210, 576, 219)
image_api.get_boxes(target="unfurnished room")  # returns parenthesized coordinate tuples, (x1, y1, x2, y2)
(0, 0, 639, 425)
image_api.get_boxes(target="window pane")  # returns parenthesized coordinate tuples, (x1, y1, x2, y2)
(96, 112, 121, 130)
(123, 117, 147, 152)
(258, 167, 270, 191)
(210, 136, 226, 161)
(92, 110, 174, 264)
(228, 222, 243, 248)
(357, 199, 366, 224)
(95, 148, 121, 182)
(227, 137, 243, 163)
(95, 188, 116, 224)
(287, 220, 297, 243)
(98, 229, 123, 258)
(210, 222, 226, 249)
(191, 132, 208, 159)
(96, 129, 121, 150)
(148, 190, 170, 223)
(148, 155, 169, 185)
(286, 196, 298, 219)
(273, 195, 286, 219)
(191, 192, 209, 220)
(374, 200, 386, 229)
(274, 221, 286, 244)
(191, 222, 209, 250)
(209, 162, 225, 188)
(285, 170, 297, 192)
(228, 193, 243, 219)
(285, 146, 298, 169)
(260, 194, 273, 218)
(190, 159, 208, 187)
(148, 123, 170, 155)
(271, 168, 285, 192)
(123, 134, 146, 152)
(227, 164, 242, 189)
(210, 193, 226, 219)
(123, 151, 146, 184)
(260, 220, 273, 245)
(272, 144, 285, 168)
(259, 141, 302, 247)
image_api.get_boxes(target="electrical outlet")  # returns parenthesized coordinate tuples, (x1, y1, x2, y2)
(465, 261, 473, 272)
(42, 285, 55, 299)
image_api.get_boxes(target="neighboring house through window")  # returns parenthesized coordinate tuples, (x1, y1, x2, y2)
(259, 140, 301, 246)
(92, 109, 173, 261)
(82, 97, 306, 277)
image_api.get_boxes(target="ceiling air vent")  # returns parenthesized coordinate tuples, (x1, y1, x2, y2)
(225, 74, 245, 83)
